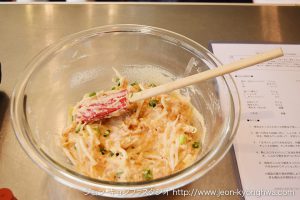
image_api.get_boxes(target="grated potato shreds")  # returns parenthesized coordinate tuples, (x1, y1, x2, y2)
(61, 71, 204, 182)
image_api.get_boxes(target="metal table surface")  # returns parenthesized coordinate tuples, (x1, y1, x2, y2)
(0, 3, 300, 200)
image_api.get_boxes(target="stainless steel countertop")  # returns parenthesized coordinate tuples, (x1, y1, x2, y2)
(0, 4, 300, 200)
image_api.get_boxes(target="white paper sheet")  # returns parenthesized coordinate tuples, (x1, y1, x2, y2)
(211, 43, 300, 200)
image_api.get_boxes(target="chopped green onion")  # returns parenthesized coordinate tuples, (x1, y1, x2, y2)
(75, 123, 82, 133)
(88, 92, 96, 97)
(93, 126, 100, 134)
(115, 152, 123, 157)
(117, 81, 121, 86)
(109, 151, 114, 156)
(111, 86, 116, 90)
(103, 129, 110, 137)
(115, 78, 120, 83)
(74, 146, 77, 150)
(68, 106, 74, 124)
(99, 147, 106, 155)
(130, 82, 137, 86)
(179, 135, 187, 145)
(149, 99, 158, 108)
(149, 83, 156, 87)
(143, 169, 153, 180)
(192, 141, 200, 148)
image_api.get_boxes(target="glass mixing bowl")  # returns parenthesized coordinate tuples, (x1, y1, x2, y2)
(11, 24, 240, 198)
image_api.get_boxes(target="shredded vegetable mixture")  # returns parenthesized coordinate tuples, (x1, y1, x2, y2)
(61, 71, 204, 182)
